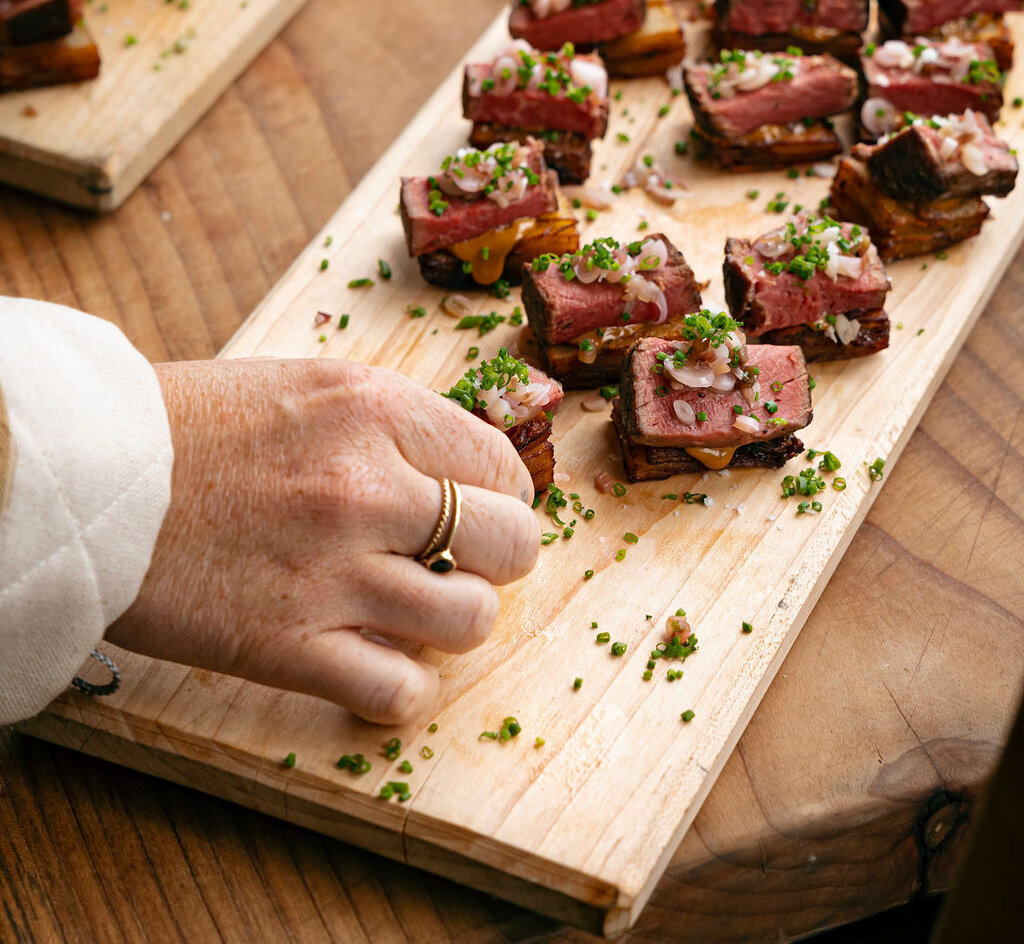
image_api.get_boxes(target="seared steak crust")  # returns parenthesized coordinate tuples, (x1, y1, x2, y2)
(612, 402, 805, 481)
(829, 157, 990, 260)
(506, 417, 556, 493)
(859, 125, 1017, 201)
(749, 310, 891, 361)
(0, 19, 99, 91)
(468, 123, 593, 184)
(692, 120, 842, 171)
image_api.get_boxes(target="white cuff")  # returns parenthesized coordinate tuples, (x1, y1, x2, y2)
(0, 298, 173, 724)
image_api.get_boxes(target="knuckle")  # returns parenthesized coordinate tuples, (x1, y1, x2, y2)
(450, 584, 499, 653)
(365, 668, 431, 725)
(494, 503, 540, 584)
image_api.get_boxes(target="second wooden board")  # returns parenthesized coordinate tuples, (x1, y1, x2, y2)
(18, 6, 1024, 937)
(0, 0, 309, 211)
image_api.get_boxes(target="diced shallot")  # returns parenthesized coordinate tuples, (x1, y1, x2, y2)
(594, 471, 615, 493)
(672, 400, 696, 425)
(960, 141, 988, 176)
(665, 359, 714, 388)
(733, 414, 760, 434)
(442, 294, 473, 318)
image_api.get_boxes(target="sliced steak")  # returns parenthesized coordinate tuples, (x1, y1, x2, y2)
(619, 339, 812, 449)
(749, 309, 891, 361)
(713, 24, 863, 63)
(509, 0, 645, 50)
(723, 227, 890, 335)
(0, 0, 71, 46)
(613, 401, 805, 481)
(692, 119, 842, 171)
(462, 60, 609, 139)
(915, 12, 1014, 71)
(685, 52, 857, 138)
(862, 114, 1017, 201)
(877, 0, 1021, 34)
(716, 0, 869, 34)
(522, 234, 702, 345)
(400, 143, 556, 258)
(862, 37, 1004, 123)
(468, 123, 593, 184)
(828, 156, 990, 260)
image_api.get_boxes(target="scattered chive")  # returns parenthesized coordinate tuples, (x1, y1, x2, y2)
(534, 737, 546, 748)
(681, 710, 695, 723)
(611, 642, 627, 656)
(348, 277, 373, 288)
(615, 548, 627, 562)
(596, 632, 610, 644)
(283, 752, 296, 768)
(584, 569, 595, 580)
(573, 677, 583, 690)
(612, 482, 627, 497)
(742, 621, 753, 634)
(868, 457, 886, 480)
(378, 259, 392, 280)
(320, 259, 329, 271)
(428, 722, 438, 733)
(398, 760, 413, 774)
(421, 746, 434, 759)
(623, 532, 639, 544)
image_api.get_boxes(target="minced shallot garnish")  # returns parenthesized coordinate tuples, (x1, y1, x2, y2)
(435, 142, 539, 209)
(594, 471, 615, 493)
(622, 156, 687, 205)
(733, 414, 760, 434)
(871, 37, 982, 83)
(661, 310, 760, 401)
(527, 0, 572, 18)
(672, 400, 696, 425)
(705, 49, 799, 99)
(441, 294, 473, 318)
(471, 39, 608, 102)
(754, 214, 875, 284)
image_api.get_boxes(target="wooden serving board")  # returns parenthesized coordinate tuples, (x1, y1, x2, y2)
(0, 0, 309, 211)
(19, 7, 1024, 937)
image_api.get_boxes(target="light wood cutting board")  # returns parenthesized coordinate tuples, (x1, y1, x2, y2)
(0, 0, 309, 211)
(18, 6, 1024, 936)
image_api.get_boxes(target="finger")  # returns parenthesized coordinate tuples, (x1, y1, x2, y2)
(393, 392, 535, 504)
(346, 552, 500, 653)
(267, 630, 440, 725)
(385, 478, 539, 585)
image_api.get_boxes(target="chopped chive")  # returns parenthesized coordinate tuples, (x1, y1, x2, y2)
(596, 632, 610, 644)
(615, 548, 626, 562)
(283, 752, 296, 768)
(398, 760, 413, 774)
(348, 277, 373, 288)
(612, 482, 627, 498)
(378, 259, 392, 280)
(623, 532, 639, 544)
(584, 569, 595, 580)
(680, 710, 695, 723)
(534, 736, 546, 748)
(339, 313, 350, 330)
(611, 642, 627, 656)
(741, 621, 753, 634)
(573, 677, 583, 690)
(420, 746, 434, 759)
(320, 259, 329, 271)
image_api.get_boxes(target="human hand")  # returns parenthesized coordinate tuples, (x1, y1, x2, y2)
(105, 357, 538, 724)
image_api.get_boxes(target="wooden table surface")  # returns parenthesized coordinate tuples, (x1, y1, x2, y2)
(2, 2, 1022, 942)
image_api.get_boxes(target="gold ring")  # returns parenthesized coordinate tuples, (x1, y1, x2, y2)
(416, 478, 462, 574)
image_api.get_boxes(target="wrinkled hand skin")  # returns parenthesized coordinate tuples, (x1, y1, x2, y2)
(107, 358, 538, 724)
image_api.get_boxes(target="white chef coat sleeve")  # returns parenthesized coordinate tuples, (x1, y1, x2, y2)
(0, 297, 173, 725)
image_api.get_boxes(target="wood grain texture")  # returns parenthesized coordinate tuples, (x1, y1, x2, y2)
(2, 2, 1023, 942)
(0, 0, 311, 211)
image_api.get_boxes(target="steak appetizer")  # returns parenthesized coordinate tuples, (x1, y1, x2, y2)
(862, 110, 1018, 201)
(0, 0, 99, 92)
(860, 37, 1005, 137)
(713, 0, 869, 62)
(828, 156, 990, 260)
(724, 215, 891, 361)
(600, 0, 685, 78)
(877, 0, 1021, 36)
(915, 12, 1015, 71)
(442, 348, 564, 492)
(612, 313, 812, 480)
(509, 0, 645, 51)
(521, 234, 703, 386)
(463, 40, 609, 183)
(400, 139, 578, 289)
(829, 110, 1017, 260)
(684, 49, 857, 170)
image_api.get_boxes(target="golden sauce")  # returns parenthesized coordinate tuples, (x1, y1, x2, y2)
(452, 222, 525, 285)
(684, 446, 737, 470)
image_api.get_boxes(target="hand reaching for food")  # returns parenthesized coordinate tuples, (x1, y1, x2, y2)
(105, 357, 539, 725)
